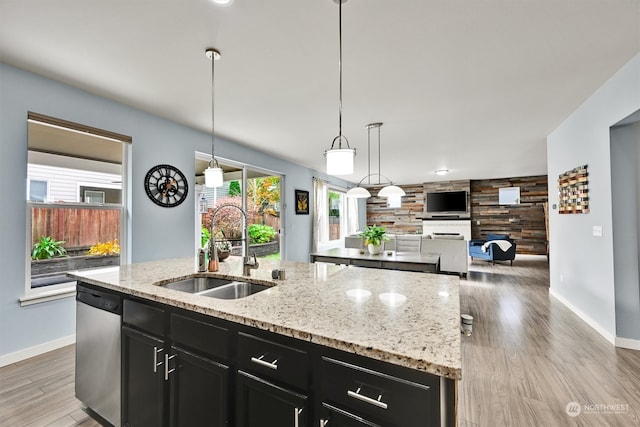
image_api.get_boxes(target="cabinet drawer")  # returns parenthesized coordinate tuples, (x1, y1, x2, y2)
(123, 299, 165, 336)
(237, 332, 309, 390)
(320, 357, 438, 427)
(170, 313, 231, 361)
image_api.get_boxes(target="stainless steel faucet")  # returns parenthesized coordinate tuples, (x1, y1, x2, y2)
(210, 203, 259, 276)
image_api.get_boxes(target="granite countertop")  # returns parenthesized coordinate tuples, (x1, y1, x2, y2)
(68, 256, 461, 380)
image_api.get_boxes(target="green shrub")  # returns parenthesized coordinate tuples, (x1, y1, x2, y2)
(228, 181, 242, 196)
(32, 236, 67, 260)
(248, 224, 276, 244)
(201, 227, 211, 248)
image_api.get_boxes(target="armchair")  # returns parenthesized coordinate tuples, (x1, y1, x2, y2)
(468, 233, 516, 265)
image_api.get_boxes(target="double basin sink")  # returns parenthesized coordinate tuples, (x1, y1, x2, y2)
(161, 276, 271, 300)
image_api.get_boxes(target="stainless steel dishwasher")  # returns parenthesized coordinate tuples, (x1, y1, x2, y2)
(76, 284, 122, 427)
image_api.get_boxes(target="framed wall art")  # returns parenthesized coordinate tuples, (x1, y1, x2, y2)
(295, 189, 309, 215)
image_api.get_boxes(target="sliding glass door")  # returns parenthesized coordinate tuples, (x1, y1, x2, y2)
(195, 154, 283, 260)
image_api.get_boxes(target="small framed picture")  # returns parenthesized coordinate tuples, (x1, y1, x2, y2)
(295, 189, 309, 215)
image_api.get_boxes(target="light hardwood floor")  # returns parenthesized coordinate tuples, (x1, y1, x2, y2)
(1, 255, 639, 426)
(460, 255, 640, 427)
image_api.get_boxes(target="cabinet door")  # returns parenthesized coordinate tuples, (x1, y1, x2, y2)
(169, 347, 230, 427)
(236, 370, 308, 427)
(122, 326, 166, 427)
(319, 403, 384, 427)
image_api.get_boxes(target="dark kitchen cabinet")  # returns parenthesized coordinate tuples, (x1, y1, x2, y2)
(319, 403, 383, 427)
(122, 326, 166, 427)
(236, 370, 309, 427)
(122, 299, 231, 427)
(319, 356, 439, 427)
(169, 347, 230, 427)
(117, 296, 451, 427)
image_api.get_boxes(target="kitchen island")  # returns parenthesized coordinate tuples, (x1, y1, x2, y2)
(69, 256, 461, 427)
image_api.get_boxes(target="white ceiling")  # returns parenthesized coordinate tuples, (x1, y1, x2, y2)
(1, 0, 639, 185)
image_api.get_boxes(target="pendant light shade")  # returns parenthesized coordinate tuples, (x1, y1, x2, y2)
(378, 185, 406, 198)
(346, 186, 371, 198)
(326, 147, 355, 175)
(205, 47, 223, 188)
(204, 166, 224, 187)
(324, 0, 356, 176)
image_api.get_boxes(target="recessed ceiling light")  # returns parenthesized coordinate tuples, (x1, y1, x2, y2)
(435, 169, 449, 175)
(211, 0, 233, 6)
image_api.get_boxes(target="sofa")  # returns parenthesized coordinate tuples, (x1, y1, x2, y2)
(468, 233, 516, 265)
(345, 234, 468, 276)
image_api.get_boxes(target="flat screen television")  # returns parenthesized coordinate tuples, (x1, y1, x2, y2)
(426, 191, 468, 213)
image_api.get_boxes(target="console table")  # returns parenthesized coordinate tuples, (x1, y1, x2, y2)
(311, 248, 440, 273)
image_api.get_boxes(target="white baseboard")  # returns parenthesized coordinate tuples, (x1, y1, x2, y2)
(0, 334, 75, 368)
(615, 337, 640, 350)
(549, 289, 616, 345)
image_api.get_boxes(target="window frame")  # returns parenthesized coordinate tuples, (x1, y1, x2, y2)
(28, 178, 49, 202)
(317, 185, 358, 251)
(21, 112, 131, 305)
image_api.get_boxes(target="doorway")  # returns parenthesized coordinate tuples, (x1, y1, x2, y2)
(195, 154, 284, 261)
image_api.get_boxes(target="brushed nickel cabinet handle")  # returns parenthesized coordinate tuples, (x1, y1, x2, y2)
(347, 387, 388, 410)
(164, 353, 177, 380)
(294, 407, 303, 427)
(153, 346, 164, 373)
(320, 419, 329, 427)
(250, 355, 279, 370)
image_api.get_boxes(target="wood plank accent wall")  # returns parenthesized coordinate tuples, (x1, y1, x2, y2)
(470, 175, 548, 254)
(365, 175, 548, 255)
(365, 184, 424, 234)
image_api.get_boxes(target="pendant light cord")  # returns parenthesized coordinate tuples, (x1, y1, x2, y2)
(367, 123, 371, 184)
(338, 0, 343, 147)
(210, 50, 216, 168)
(378, 125, 381, 185)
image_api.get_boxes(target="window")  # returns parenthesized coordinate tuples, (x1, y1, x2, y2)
(84, 190, 105, 204)
(328, 189, 344, 242)
(313, 180, 359, 251)
(23, 112, 130, 303)
(28, 179, 48, 202)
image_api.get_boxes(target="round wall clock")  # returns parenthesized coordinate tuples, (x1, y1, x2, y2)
(144, 164, 188, 208)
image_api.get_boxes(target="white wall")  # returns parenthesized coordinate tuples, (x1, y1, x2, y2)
(0, 63, 351, 360)
(547, 53, 640, 343)
(610, 122, 640, 341)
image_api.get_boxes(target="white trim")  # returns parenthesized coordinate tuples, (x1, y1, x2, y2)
(615, 337, 640, 350)
(20, 284, 77, 306)
(549, 288, 616, 345)
(0, 334, 76, 368)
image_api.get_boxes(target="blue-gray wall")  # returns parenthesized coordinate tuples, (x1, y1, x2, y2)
(611, 122, 640, 341)
(547, 53, 640, 344)
(0, 63, 354, 359)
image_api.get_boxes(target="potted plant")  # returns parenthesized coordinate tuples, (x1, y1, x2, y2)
(359, 225, 389, 255)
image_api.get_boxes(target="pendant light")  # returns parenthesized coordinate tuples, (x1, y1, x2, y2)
(204, 48, 224, 188)
(346, 123, 406, 200)
(324, 0, 355, 176)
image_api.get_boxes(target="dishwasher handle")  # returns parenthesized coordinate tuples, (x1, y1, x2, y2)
(77, 285, 122, 315)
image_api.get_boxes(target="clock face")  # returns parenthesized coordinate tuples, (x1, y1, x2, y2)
(144, 164, 188, 208)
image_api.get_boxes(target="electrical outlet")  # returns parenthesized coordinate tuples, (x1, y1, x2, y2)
(593, 225, 603, 237)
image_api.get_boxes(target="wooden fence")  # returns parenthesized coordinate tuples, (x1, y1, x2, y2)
(31, 206, 120, 249)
